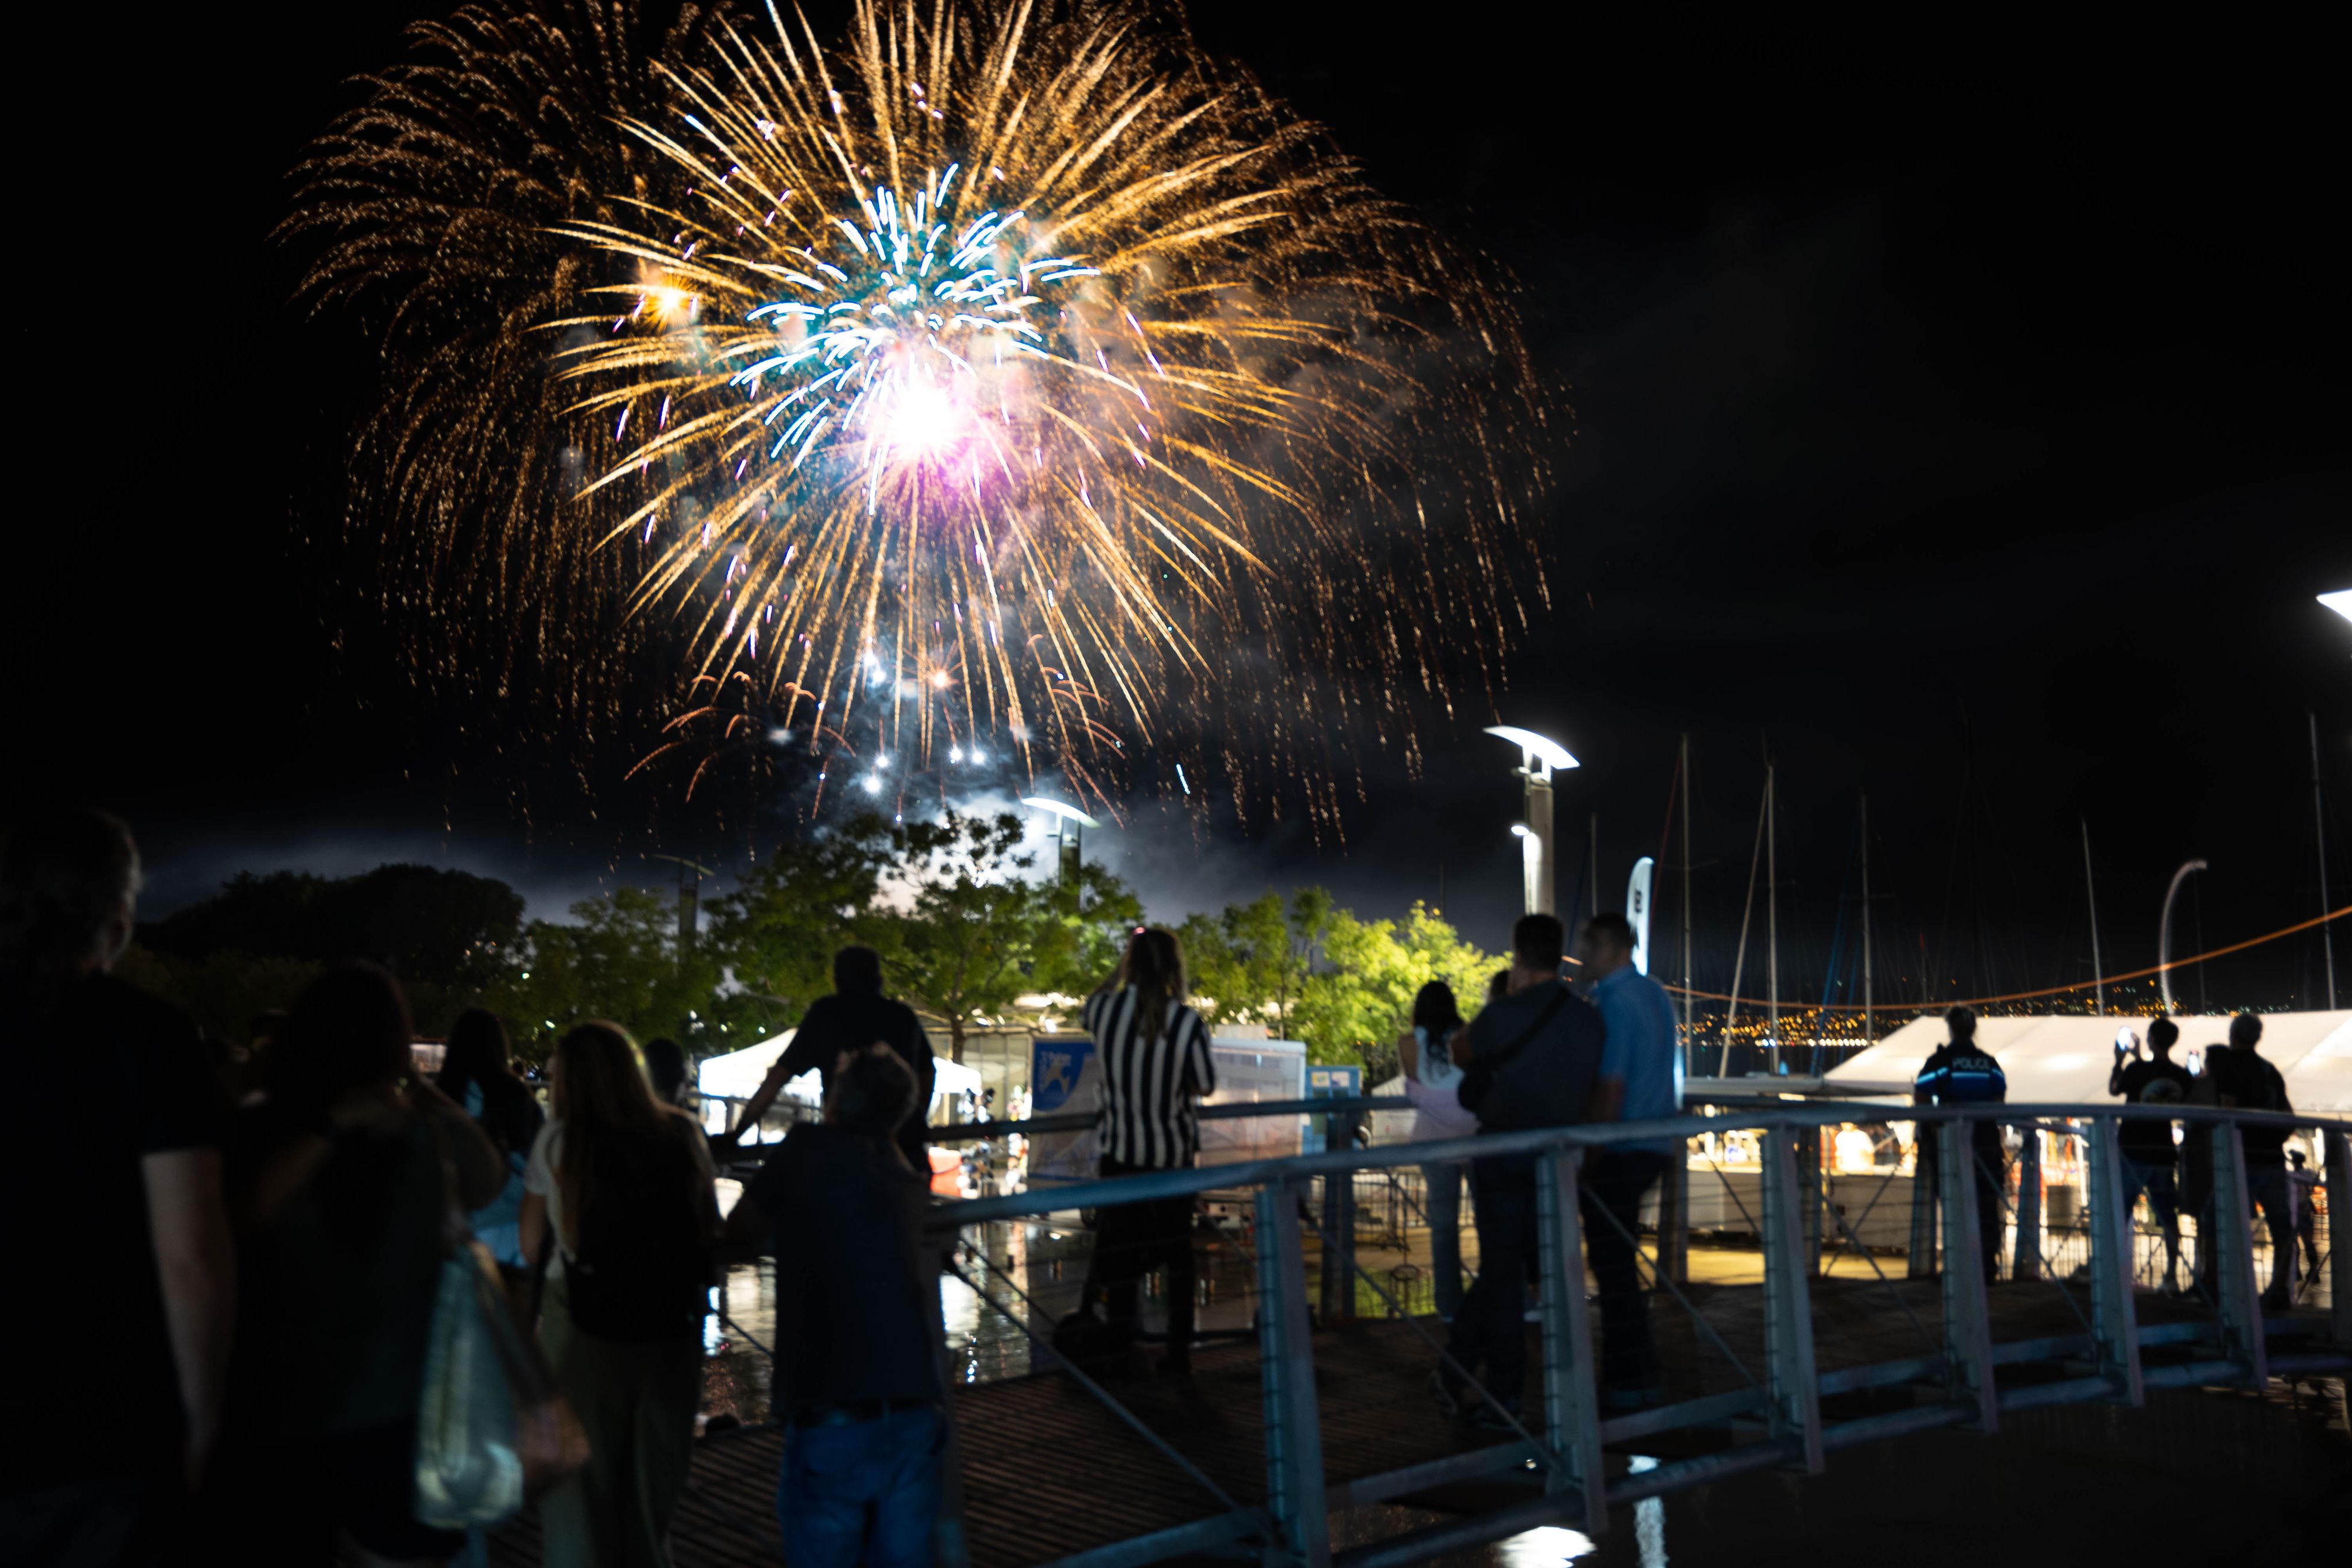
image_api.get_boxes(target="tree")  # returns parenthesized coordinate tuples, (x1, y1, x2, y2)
(487, 886, 723, 1062)
(1181, 891, 1502, 1074)
(881, 813, 1140, 1062)
(113, 945, 324, 1047)
(1028, 860, 1145, 1000)
(137, 864, 524, 1032)
(1295, 902, 1503, 1078)
(703, 816, 899, 1041)
(1179, 888, 1330, 1039)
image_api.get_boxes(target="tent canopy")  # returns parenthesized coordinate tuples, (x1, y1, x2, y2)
(1825, 1009, 2352, 1114)
(696, 1029, 981, 1110)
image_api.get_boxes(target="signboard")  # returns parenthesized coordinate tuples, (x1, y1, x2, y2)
(1300, 1064, 1362, 1155)
(1027, 1034, 1307, 1186)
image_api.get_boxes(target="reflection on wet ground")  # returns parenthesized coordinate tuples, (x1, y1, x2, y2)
(682, 1202, 2348, 1563)
(701, 1202, 2334, 1433)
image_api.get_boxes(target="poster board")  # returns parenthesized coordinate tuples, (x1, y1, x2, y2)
(1027, 1034, 1307, 1186)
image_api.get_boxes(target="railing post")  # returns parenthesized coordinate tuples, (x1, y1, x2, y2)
(1318, 1110, 1359, 1323)
(2207, 1124, 2269, 1388)
(1535, 1149, 1607, 1529)
(1795, 1126, 1824, 1277)
(1907, 1124, 1940, 1278)
(1760, 1129, 1824, 1472)
(1939, 1119, 1999, 1432)
(1255, 1180, 1331, 1568)
(1657, 1142, 1689, 1285)
(2082, 1117, 2144, 1405)
(2329, 1128, 2352, 1352)
(2012, 1124, 2042, 1282)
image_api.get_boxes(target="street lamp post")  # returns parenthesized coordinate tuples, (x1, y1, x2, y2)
(1021, 797, 1100, 884)
(1485, 727, 1580, 918)
(649, 853, 717, 963)
(2158, 857, 2208, 1015)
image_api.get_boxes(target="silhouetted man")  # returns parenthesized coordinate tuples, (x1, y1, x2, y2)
(2110, 1017, 2191, 1291)
(1576, 912, 1682, 1410)
(1435, 913, 1603, 1430)
(2202, 1012, 2295, 1305)
(2, 810, 235, 1562)
(723, 1047, 943, 1567)
(729, 947, 937, 1172)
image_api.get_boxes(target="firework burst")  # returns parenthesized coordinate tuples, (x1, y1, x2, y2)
(282, 1, 734, 737)
(563, 0, 1553, 823)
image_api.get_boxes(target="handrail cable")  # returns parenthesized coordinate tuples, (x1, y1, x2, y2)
(1663, 903, 2348, 1011)
(928, 1102, 2349, 1231)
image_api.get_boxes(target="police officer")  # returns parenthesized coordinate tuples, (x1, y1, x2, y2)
(1913, 1005, 2008, 1279)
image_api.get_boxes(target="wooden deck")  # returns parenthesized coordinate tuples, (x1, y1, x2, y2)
(490, 1278, 2337, 1567)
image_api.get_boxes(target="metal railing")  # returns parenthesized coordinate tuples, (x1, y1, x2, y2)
(900, 1096, 2348, 1568)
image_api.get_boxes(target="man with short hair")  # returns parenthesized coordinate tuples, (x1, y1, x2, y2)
(1577, 912, 1682, 1409)
(1435, 913, 1605, 1429)
(2202, 1012, 2296, 1306)
(723, 1045, 945, 1568)
(2110, 1017, 2192, 1292)
(1, 809, 236, 1563)
(1913, 1005, 2007, 1281)
(728, 946, 938, 1172)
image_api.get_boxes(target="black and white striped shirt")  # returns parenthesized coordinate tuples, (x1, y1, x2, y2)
(1083, 986, 1217, 1169)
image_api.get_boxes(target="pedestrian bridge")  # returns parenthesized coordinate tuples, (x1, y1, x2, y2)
(493, 1097, 2349, 1568)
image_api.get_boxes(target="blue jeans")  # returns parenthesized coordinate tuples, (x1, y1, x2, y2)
(1581, 1151, 1668, 1393)
(1419, 1162, 1467, 1320)
(1444, 1156, 1538, 1408)
(779, 1405, 944, 1568)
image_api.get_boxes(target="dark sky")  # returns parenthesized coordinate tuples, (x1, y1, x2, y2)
(8, 3, 2346, 1015)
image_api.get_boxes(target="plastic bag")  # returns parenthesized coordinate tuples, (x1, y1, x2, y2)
(415, 1233, 587, 1529)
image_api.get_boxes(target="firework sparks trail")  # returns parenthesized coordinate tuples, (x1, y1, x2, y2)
(559, 0, 1552, 820)
(280, 2, 749, 742)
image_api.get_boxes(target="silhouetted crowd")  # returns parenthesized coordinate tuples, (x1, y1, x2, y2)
(2, 810, 2328, 1568)
(2, 810, 947, 1568)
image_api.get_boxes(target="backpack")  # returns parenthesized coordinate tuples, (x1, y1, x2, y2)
(563, 1125, 710, 1342)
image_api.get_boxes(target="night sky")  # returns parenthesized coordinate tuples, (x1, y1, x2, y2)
(8, 3, 2346, 1015)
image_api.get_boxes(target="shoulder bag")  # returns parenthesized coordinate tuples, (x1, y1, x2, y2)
(415, 1116, 589, 1530)
(1456, 987, 1570, 1116)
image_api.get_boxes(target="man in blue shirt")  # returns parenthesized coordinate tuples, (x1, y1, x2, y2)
(1578, 912, 1683, 1409)
(1913, 1006, 2008, 1280)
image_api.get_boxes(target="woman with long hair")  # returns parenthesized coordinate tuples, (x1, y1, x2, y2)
(1081, 927, 1217, 1373)
(198, 961, 502, 1565)
(1398, 979, 1475, 1320)
(436, 1007, 543, 1290)
(519, 1021, 716, 1567)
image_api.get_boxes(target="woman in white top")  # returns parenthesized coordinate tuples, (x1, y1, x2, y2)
(1399, 979, 1480, 1321)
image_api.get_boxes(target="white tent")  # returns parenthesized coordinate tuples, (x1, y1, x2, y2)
(694, 1028, 983, 1136)
(1825, 1009, 2352, 1114)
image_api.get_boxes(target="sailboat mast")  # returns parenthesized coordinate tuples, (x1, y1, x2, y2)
(1681, 733, 1694, 1049)
(2083, 817, 2105, 1017)
(1722, 781, 1768, 1077)
(2317, 713, 2339, 1011)
(1860, 790, 1872, 1047)
(1591, 813, 1601, 918)
(1767, 762, 1780, 1075)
